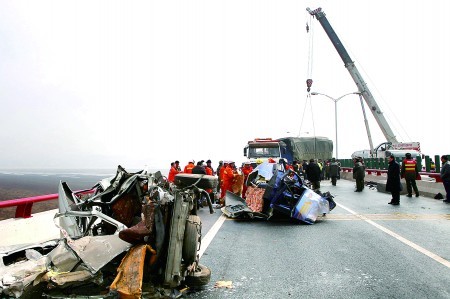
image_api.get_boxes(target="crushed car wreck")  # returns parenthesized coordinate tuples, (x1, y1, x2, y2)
(0, 166, 217, 298)
(221, 161, 336, 224)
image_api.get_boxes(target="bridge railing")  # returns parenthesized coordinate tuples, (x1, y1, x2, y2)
(0, 189, 95, 219)
(341, 167, 443, 183)
(339, 154, 449, 173)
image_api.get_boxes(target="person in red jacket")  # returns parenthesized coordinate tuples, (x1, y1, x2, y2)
(168, 162, 180, 182)
(241, 162, 253, 198)
(183, 160, 195, 174)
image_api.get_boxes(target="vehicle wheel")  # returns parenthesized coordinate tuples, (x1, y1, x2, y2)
(174, 174, 218, 189)
(184, 264, 211, 287)
(182, 215, 201, 264)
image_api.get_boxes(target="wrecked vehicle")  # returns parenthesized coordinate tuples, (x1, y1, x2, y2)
(222, 161, 336, 224)
(0, 166, 217, 298)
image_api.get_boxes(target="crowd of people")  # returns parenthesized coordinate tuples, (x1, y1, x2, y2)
(352, 153, 450, 206)
(167, 159, 254, 206)
(165, 154, 450, 208)
(166, 158, 346, 206)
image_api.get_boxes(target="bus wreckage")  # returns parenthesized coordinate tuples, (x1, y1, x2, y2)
(222, 161, 336, 223)
(0, 166, 217, 299)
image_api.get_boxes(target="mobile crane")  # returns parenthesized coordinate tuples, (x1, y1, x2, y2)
(306, 7, 420, 159)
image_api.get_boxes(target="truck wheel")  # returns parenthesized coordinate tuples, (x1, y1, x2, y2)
(182, 215, 201, 264)
(174, 174, 218, 189)
(184, 264, 211, 287)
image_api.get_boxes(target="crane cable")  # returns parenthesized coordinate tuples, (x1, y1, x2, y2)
(299, 12, 317, 138)
(306, 13, 314, 90)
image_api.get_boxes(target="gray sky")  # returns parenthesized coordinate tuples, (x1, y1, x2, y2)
(0, 0, 449, 170)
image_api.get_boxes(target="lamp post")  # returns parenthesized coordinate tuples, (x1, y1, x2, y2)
(311, 91, 360, 159)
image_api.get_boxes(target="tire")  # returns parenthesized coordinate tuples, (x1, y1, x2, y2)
(184, 264, 211, 287)
(174, 174, 218, 189)
(182, 215, 201, 264)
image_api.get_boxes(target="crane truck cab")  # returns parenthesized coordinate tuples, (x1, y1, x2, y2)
(352, 142, 421, 160)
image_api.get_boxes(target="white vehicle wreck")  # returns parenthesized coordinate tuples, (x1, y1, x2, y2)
(222, 161, 336, 224)
(0, 166, 217, 298)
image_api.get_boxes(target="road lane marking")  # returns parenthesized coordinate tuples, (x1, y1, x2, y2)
(337, 202, 450, 269)
(199, 214, 227, 258)
(320, 213, 450, 220)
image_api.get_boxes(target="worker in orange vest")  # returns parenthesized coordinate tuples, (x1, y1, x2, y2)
(168, 162, 180, 182)
(205, 159, 214, 175)
(183, 160, 195, 174)
(220, 161, 236, 202)
(401, 153, 420, 197)
(241, 162, 253, 198)
(219, 162, 228, 194)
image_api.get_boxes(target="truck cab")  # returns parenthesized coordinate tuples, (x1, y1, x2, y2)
(243, 138, 287, 165)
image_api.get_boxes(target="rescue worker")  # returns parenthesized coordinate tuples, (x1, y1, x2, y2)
(175, 160, 181, 172)
(305, 159, 321, 190)
(401, 153, 420, 197)
(329, 158, 340, 186)
(216, 161, 223, 193)
(183, 160, 195, 174)
(168, 162, 180, 182)
(241, 161, 254, 198)
(205, 159, 214, 175)
(353, 157, 365, 192)
(219, 161, 229, 202)
(204, 160, 215, 204)
(318, 159, 324, 180)
(221, 161, 236, 204)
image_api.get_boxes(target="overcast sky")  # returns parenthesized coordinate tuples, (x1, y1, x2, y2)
(0, 0, 449, 170)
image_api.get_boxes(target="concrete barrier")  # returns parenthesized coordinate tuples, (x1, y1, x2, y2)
(340, 172, 446, 198)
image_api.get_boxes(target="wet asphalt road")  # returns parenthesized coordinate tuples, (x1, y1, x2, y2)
(189, 179, 450, 299)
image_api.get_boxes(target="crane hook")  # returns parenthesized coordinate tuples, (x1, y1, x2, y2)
(306, 79, 313, 92)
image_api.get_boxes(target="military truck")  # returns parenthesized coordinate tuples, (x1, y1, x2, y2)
(243, 136, 333, 165)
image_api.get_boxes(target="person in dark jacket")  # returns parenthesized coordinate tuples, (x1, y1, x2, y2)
(386, 155, 402, 205)
(329, 158, 340, 186)
(440, 155, 450, 203)
(305, 159, 321, 190)
(353, 157, 365, 192)
(192, 161, 207, 174)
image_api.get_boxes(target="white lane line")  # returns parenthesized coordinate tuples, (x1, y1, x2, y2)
(337, 202, 450, 269)
(199, 214, 227, 258)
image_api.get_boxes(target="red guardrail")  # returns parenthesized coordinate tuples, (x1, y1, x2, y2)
(0, 193, 58, 218)
(0, 189, 95, 219)
(341, 167, 443, 182)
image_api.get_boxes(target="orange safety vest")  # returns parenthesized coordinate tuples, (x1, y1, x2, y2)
(403, 159, 417, 173)
(168, 166, 179, 182)
(205, 166, 213, 176)
(184, 163, 195, 174)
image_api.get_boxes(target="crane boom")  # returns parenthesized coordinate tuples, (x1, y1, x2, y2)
(307, 7, 398, 144)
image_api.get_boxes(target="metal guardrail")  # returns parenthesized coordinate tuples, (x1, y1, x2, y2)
(0, 189, 95, 218)
(341, 167, 443, 183)
(0, 193, 59, 218)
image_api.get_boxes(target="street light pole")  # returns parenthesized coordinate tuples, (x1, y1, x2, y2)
(311, 91, 360, 159)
